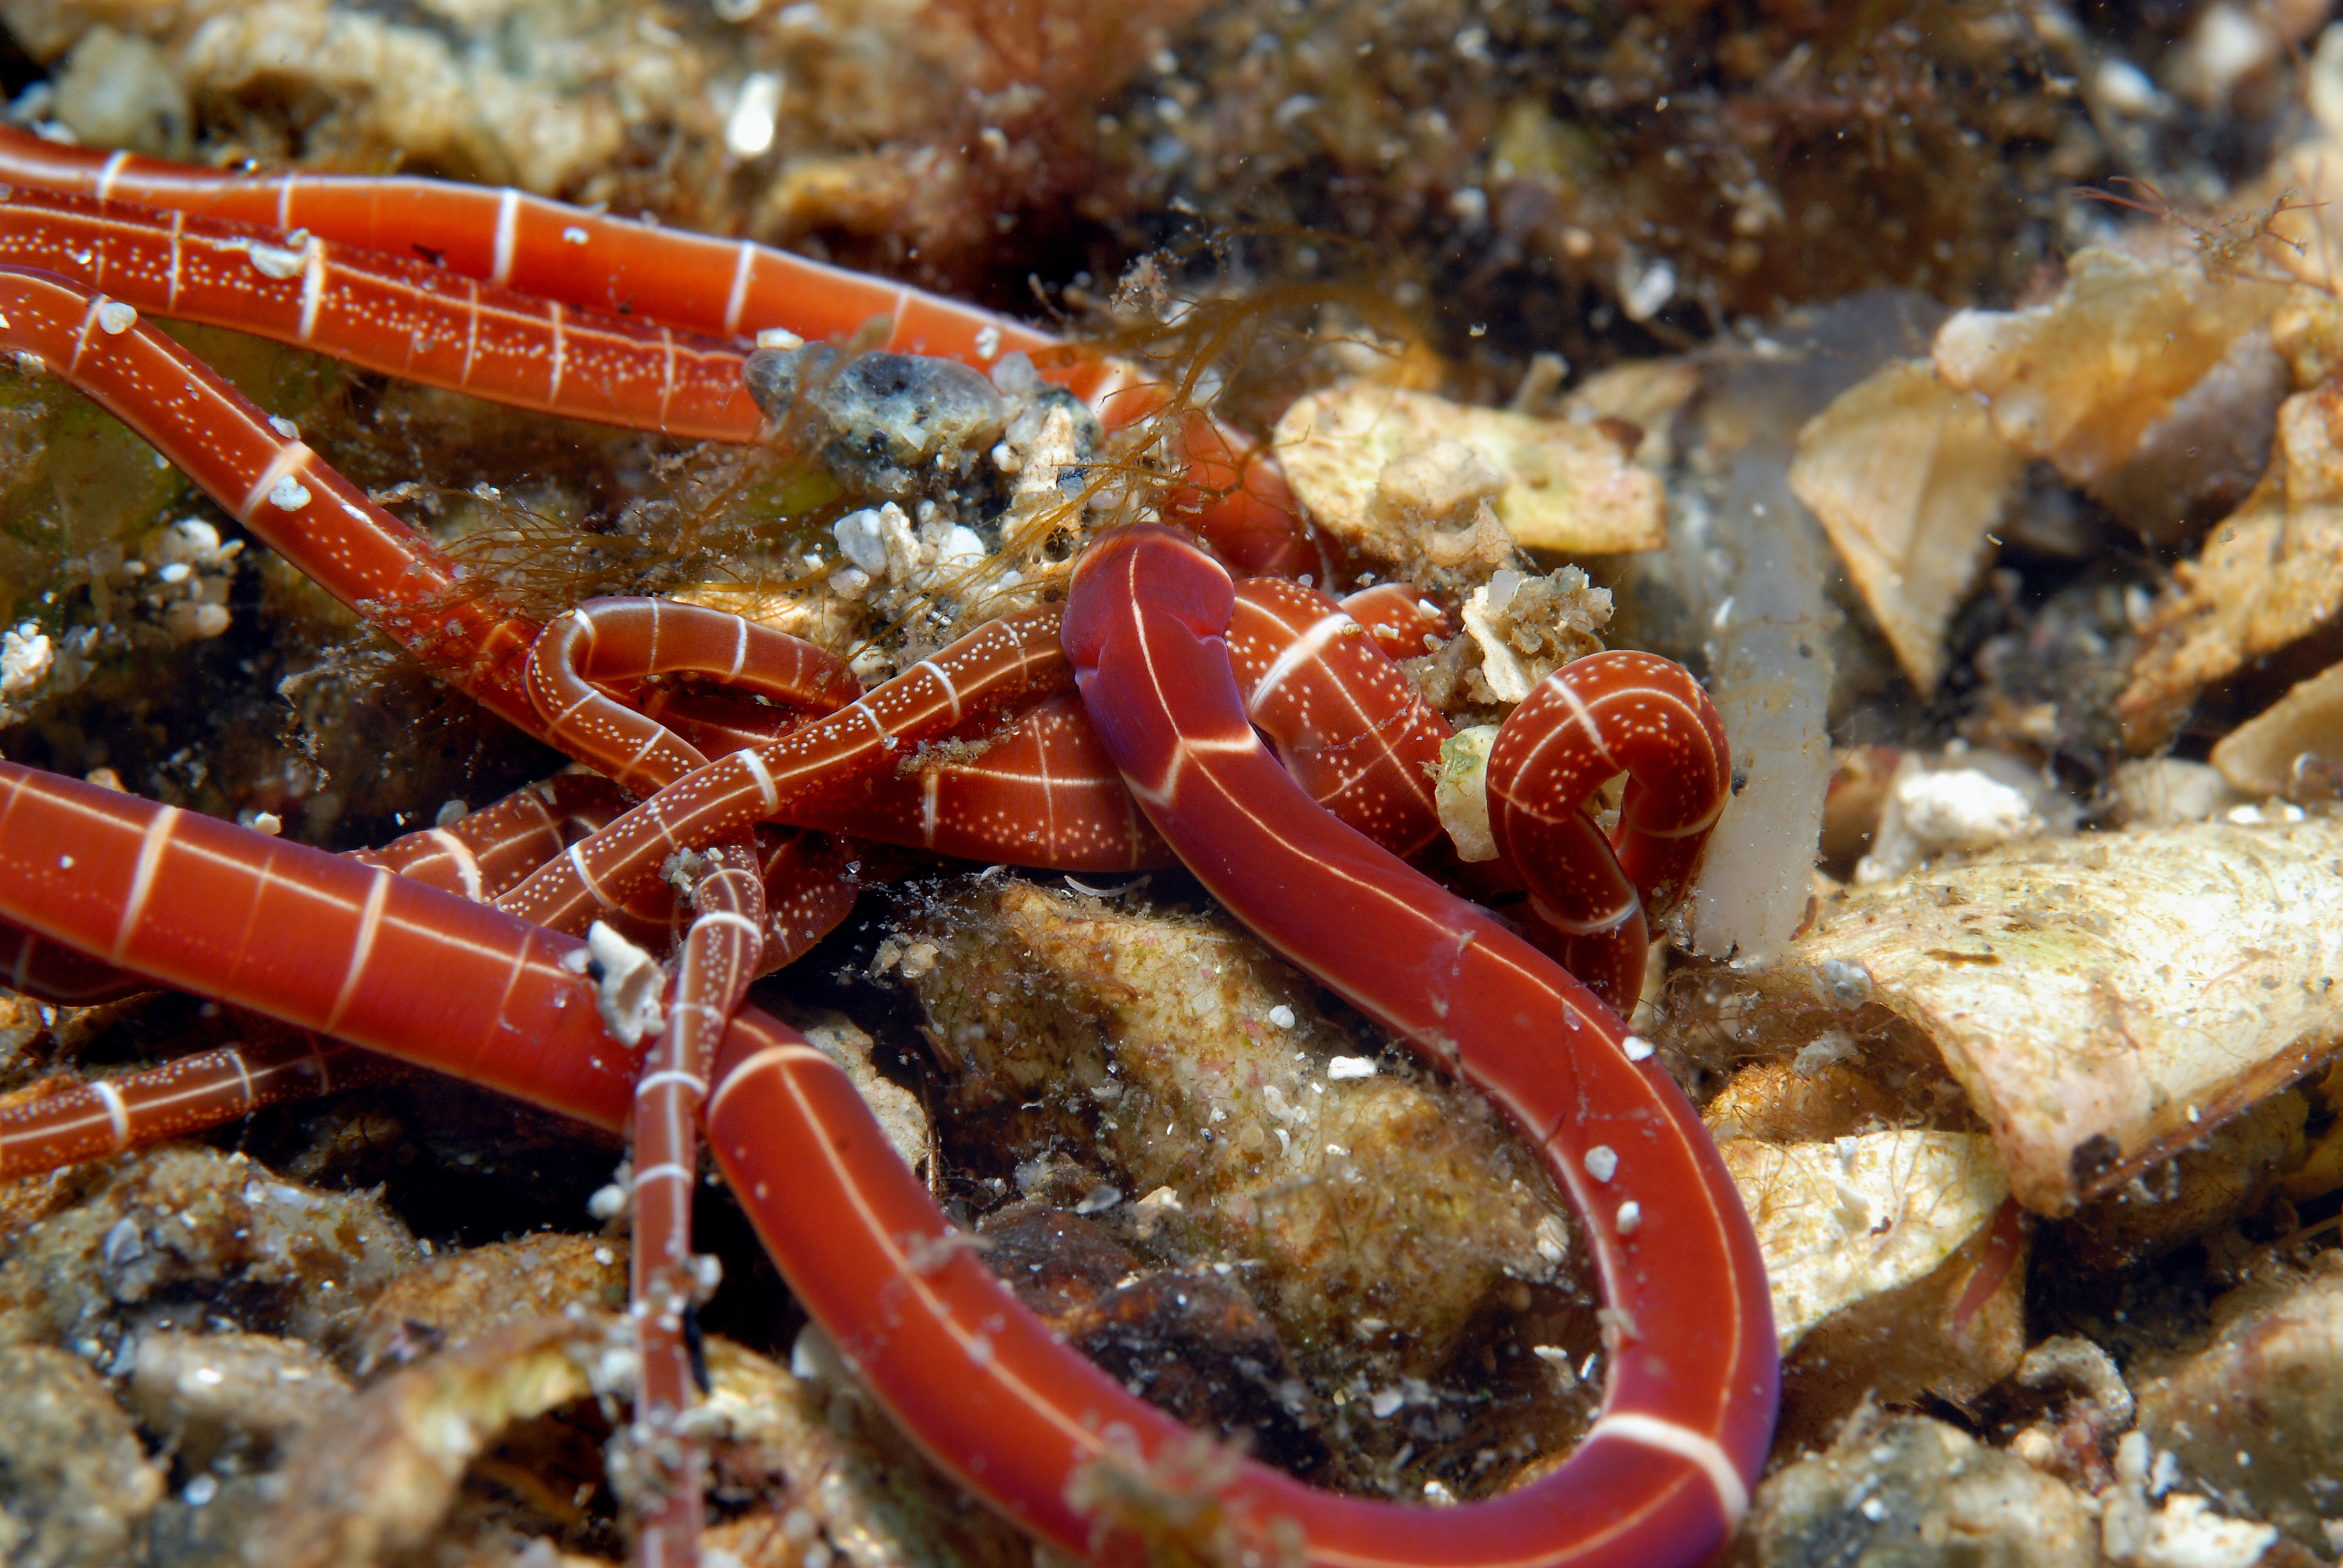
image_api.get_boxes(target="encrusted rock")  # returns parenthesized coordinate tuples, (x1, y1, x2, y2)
(1748, 1408, 2099, 1568)
(0, 1342, 165, 1567)
(2131, 1255, 2343, 1557)
(888, 878, 1584, 1383)
(129, 1328, 351, 1469)
(0, 1145, 419, 1358)
(255, 1315, 604, 1568)
(746, 343, 1014, 492)
(350, 1231, 626, 1377)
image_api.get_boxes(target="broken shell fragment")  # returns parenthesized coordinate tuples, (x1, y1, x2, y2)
(1271, 383, 1666, 562)
(1435, 724, 1500, 862)
(1720, 1129, 2008, 1351)
(2209, 656, 2343, 799)
(1788, 818, 2343, 1215)
(1788, 358, 2024, 693)
(1933, 249, 2289, 486)
(2120, 381, 2343, 748)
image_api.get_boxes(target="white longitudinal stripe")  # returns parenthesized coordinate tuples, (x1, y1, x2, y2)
(566, 841, 617, 908)
(297, 238, 327, 341)
(635, 1070, 709, 1097)
(237, 441, 313, 519)
(110, 806, 179, 965)
(166, 211, 185, 309)
(1553, 677, 1624, 773)
(274, 173, 296, 232)
(913, 659, 962, 724)
(491, 189, 519, 285)
(96, 149, 129, 201)
(324, 871, 392, 1032)
(724, 240, 756, 336)
(1245, 610, 1348, 714)
(619, 727, 667, 782)
(546, 301, 567, 404)
(739, 750, 780, 814)
(1587, 1413, 1749, 1527)
(709, 1042, 1107, 1457)
(920, 773, 941, 846)
(90, 1079, 130, 1151)
(726, 614, 748, 679)
(422, 828, 485, 901)
(634, 1161, 692, 1187)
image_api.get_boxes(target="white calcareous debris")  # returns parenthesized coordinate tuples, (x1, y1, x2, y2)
(1748, 1411, 2102, 1568)
(1788, 358, 2024, 693)
(0, 621, 52, 702)
(1456, 564, 1611, 704)
(1797, 817, 2343, 1214)
(1272, 382, 1666, 563)
(1720, 1130, 2008, 1351)
(585, 921, 667, 1047)
(1855, 749, 2076, 884)
(1433, 725, 1500, 862)
(2101, 1431, 2278, 1568)
(146, 518, 244, 644)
